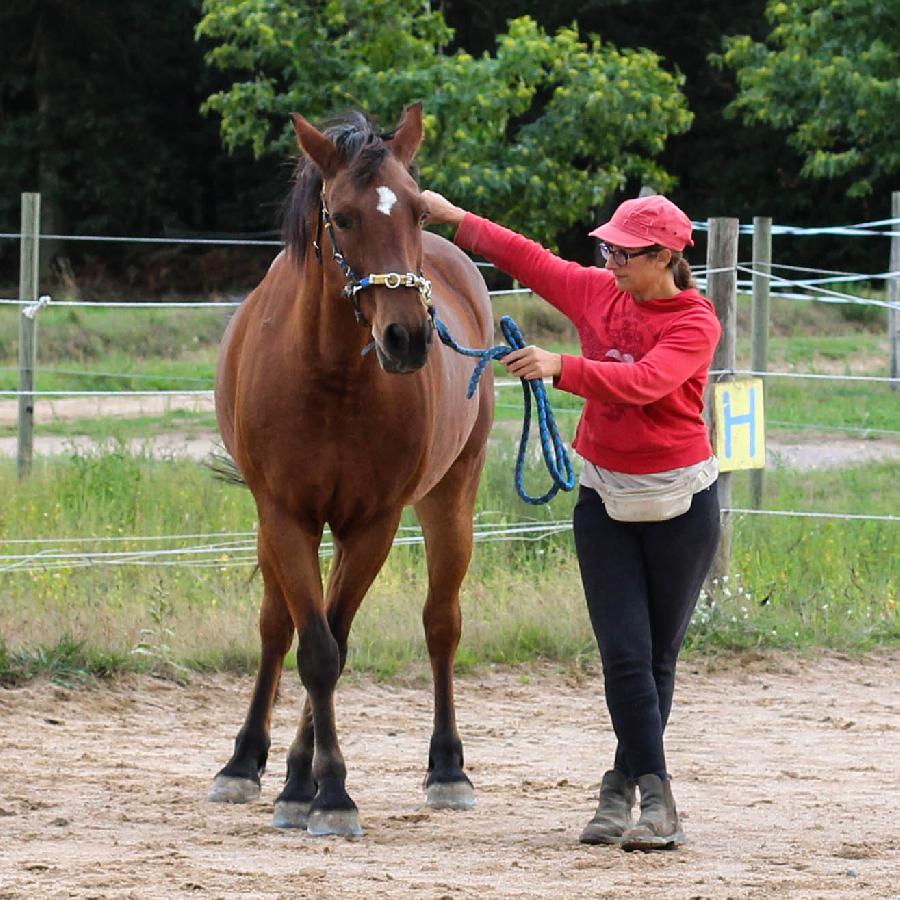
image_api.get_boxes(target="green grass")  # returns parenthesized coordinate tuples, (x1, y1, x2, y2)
(762, 378, 896, 436)
(0, 356, 216, 394)
(689, 463, 898, 652)
(0, 304, 229, 366)
(0, 289, 896, 683)
(0, 635, 129, 687)
(0, 443, 895, 685)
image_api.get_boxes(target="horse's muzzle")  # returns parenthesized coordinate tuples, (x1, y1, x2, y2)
(375, 320, 435, 373)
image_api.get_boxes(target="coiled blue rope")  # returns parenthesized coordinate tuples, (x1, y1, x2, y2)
(434, 314, 576, 505)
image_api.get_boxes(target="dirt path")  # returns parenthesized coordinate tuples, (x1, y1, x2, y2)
(0, 394, 216, 427)
(1, 652, 897, 898)
(2, 430, 898, 470)
(2, 394, 900, 470)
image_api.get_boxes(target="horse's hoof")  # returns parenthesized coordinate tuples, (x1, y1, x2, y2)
(271, 800, 311, 829)
(426, 780, 476, 810)
(306, 808, 364, 837)
(208, 774, 260, 804)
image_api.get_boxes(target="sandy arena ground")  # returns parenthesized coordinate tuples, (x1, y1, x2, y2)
(0, 651, 897, 898)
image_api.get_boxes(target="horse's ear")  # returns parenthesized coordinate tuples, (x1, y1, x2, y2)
(387, 102, 424, 167)
(291, 113, 339, 179)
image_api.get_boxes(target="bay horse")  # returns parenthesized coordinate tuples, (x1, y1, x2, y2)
(208, 103, 494, 836)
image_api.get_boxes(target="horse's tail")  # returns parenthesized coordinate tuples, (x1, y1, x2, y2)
(204, 444, 259, 581)
(205, 443, 246, 487)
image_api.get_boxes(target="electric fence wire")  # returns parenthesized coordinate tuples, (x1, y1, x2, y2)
(3, 358, 898, 398)
(1, 506, 895, 574)
(0, 287, 532, 308)
(736, 265, 899, 310)
(2, 270, 894, 310)
(2, 216, 898, 244)
(0, 520, 575, 573)
(493, 402, 900, 436)
(691, 216, 900, 238)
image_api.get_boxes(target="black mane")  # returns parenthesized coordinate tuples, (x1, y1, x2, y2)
(282, 111, 403, 262)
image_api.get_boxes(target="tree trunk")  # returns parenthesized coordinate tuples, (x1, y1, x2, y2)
(34, 6, 65, 282)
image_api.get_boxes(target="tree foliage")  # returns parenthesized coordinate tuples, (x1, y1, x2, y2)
(717, 0, 900, 197)
(3, 0, 890, 285)
(198, 1, 693, 245)
(0, 0, 278, 245)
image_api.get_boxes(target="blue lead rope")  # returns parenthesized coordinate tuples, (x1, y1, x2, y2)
(434, 314, 576, 505)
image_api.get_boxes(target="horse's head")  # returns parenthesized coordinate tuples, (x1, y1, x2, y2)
(288, 104, 434, 374)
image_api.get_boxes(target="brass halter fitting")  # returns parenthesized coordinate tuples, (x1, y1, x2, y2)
(316, 194, 434, 325)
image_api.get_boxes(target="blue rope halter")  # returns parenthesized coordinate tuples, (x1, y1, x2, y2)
(434, 314, 576, 505)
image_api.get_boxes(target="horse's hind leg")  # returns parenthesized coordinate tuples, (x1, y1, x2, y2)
(414, 452, 484, 810)
(271, 693, 316, 827)
(209, 536, 294, 803)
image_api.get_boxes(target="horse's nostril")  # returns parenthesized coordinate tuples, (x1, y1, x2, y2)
(383, 323, 410, 357)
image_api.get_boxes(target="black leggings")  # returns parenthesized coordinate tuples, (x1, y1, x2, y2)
(573, 482, 720, 779)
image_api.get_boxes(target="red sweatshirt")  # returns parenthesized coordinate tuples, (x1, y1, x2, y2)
(454, 214, 721, 474)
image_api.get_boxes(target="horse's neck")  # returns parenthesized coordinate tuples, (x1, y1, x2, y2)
(290, 258, 370, 367)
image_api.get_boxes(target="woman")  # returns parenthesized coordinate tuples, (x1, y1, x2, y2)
(421, 190, 721, 851)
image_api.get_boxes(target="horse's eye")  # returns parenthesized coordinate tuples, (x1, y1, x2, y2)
(332, 213, 353, 230)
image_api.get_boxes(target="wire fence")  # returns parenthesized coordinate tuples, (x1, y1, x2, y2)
(1, 504, 896, 573)
(1, 265, 897, 310)
(0, 212, 897, 561)
(2, 214, 897, 244)
(690, 216, 900, 239)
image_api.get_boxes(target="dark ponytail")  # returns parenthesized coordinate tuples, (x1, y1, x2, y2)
(668, 253, 696, 290)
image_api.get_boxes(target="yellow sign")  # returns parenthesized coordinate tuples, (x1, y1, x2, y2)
(712, 378, 766, 471)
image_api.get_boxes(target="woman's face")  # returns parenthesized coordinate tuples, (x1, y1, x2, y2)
(603, 243, 671, 299)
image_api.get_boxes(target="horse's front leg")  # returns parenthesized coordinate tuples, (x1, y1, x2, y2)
(272, 553, 347, 830)
(274, 509, 401, 836)
(209, 533, 294, 804)
(414, 456, 483, 810)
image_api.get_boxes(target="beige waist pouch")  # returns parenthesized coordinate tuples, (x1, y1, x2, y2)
(585, 456, 719, 523)
(602, 482, 695, 522)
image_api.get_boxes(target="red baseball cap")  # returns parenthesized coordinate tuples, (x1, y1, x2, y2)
(589, 195, 694, 251)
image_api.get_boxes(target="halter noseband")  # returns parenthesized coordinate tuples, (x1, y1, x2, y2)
(314, 192, 434, 326)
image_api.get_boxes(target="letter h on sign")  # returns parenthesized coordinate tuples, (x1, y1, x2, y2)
(712, 378, 766, 472)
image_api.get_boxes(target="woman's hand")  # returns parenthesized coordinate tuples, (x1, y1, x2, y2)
(502, 346, 562, 381)
(421, 190, 467, 227)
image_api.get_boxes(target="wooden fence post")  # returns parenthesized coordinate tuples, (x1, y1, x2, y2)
(17, 192, 41, 480)
(889, 191, 899, 391)
(707, 217, 739, 582)
(750, 217, 772, 508)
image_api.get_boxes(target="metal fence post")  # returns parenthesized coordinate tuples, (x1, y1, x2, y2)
(750, 217, 772, 508)
(707, 217, 739, 582)
(17, 192, 41, 479)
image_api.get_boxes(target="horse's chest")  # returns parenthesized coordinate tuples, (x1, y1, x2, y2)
(247, 381, 431, 504)
(300, 384, 429, 456)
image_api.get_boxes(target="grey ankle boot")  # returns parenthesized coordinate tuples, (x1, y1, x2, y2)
(620, 774, 685, 851)
(579, 769, 636, 845)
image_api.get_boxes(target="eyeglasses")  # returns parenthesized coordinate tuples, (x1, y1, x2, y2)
(598, 242, 661, 267)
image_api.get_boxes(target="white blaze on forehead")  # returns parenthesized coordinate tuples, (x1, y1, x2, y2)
(376, 185, 398, 216)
